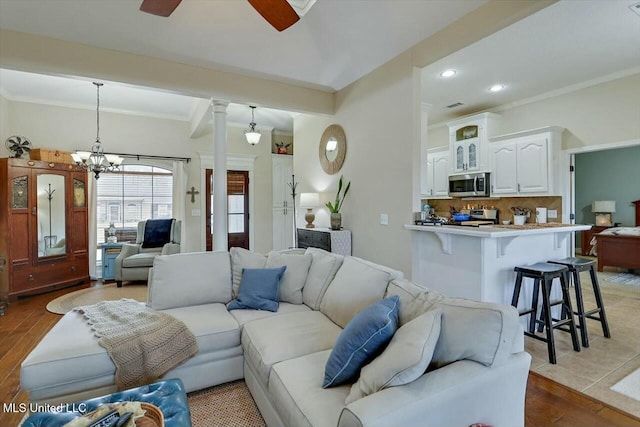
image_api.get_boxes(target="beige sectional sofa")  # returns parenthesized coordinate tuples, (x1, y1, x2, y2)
(21, 248, 531, 427)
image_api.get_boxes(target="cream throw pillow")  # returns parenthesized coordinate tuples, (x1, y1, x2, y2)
(319, 257, 391, 328)
(345, 308, 442, 404)
(302, 248, 344, 309)
(230, 247, 266, 298)
(265, 251, 312, 304)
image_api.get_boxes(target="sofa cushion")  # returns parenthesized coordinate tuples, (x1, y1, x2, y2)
(161, 303, 241, 354)
(149, 251, 232, 310)
(228, 267, 286, 312)
(431, 297, 520, 368)
(346, 308, 442, 404)
(21, 303, 241, 397)
(320, 257, 391, 328)
(269, 350, 351, 427)
(266, 251, 313, 304)
(229, 302, 311, 328)
(241, 311, 342, 387)
(230, 247, 267, 297)
(122, 252, 157, 268)
(350, 256, 404, 281)
(324, 296, 399, 388)
(303, 248, 344, 310)
(386, 278, 444, 326)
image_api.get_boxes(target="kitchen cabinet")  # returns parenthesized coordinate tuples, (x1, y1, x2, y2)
(489, 126, 564, 196)
(447, 113, 501, 174)
(0, 158, 89, 301)
(423, 149, 450, 198)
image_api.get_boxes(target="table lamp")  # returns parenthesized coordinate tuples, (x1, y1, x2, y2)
(300, 193, 320, 228)
(592, 200, 616, 226)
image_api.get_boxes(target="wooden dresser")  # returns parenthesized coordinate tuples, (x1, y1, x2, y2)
(0, 158, 90, 301)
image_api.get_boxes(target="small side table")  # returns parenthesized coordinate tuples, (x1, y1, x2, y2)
(101, 243, 123, 282)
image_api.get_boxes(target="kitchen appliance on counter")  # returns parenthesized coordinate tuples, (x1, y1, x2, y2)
(448, 172, 491, 197)
(449, 208, 499, 227)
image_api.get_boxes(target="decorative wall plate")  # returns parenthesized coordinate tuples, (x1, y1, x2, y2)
(319, 124, 346, 175)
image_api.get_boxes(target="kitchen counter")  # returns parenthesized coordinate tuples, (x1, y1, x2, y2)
(406, 223, 591, 319)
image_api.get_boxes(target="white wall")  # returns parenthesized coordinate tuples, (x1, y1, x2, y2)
(428, 73, 640, 149)
(1, 99, 274, 253)
(294, 51, 419, 274)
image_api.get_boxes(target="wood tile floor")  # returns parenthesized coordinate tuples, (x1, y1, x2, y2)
(526, 267, 640, 418)
(1, 281, 639, 426)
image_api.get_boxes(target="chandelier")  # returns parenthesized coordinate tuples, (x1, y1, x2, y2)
(71, 82, 123, 179)
(244, 106, 261, 145)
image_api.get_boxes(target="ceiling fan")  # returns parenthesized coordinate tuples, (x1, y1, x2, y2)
(139, 0, 311, 32)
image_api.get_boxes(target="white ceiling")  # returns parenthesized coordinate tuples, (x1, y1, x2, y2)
(0, 1, 638, 132)
(422, 0, 640, 124)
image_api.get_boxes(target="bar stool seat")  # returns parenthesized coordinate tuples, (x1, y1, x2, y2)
(548, 257, 611, 348)
(512, 262, 581, 364)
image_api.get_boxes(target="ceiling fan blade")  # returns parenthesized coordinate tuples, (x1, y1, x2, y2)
(248, 0, 300, 32)
(140, 0, 182, 17)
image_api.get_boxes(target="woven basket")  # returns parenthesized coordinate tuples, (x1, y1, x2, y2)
(138, 402, 164, 427)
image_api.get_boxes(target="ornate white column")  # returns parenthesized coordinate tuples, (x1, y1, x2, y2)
(212, 100, 229, 251)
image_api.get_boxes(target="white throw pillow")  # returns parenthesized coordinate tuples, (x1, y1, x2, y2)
(319, 257, 391, 328)
(265, 251, 313, 304)
(302, 248, 344, 310)
(431, 297, 520, 368)
(386, 278, 444, 326)
(345, 308, 442, 404)
(149, 251, 232, 310)
(230, 247, 267, 298)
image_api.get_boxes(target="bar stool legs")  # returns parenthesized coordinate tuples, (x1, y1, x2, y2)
(512, 263, 581, 364)
(549, 257, 611, 348)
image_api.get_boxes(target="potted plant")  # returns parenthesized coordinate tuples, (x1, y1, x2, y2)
(326, 176, 351, 230)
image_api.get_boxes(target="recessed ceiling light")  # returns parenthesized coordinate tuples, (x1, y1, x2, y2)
(489, 84, 505, 92)
(440, 69, 456, 78)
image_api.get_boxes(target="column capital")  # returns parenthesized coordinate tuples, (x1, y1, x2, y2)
(212, 100, 229, 113)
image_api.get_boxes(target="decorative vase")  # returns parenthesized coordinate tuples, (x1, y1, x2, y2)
(330, 213, 342, 230)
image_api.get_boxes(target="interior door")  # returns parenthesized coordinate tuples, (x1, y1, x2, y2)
(205, 169, 250, 251)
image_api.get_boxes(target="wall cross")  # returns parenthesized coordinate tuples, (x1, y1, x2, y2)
(187, 186, 200, 204)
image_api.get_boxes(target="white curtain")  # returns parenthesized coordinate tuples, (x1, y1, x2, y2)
(172, 160, 187, 248)
(88, 173, 98, 279)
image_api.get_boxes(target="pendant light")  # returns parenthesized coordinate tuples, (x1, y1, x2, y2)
(244, 106, 262, 145)
(71, 82, 123, 179)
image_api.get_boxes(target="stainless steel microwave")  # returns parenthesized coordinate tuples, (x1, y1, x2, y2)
(448, 172, 490, 197)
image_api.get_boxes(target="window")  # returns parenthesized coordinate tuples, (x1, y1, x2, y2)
(96, 165, 173, 247)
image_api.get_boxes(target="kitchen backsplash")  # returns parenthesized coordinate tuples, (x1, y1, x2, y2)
(423, 196, 563, 224)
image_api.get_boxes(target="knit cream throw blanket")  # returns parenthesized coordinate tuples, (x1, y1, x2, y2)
(74, 298, 198, 390)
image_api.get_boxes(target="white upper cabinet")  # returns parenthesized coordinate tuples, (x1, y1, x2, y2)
(423, 148, 450, 198)
(489, 126, 564, 196)
(447, 113, 501, 174)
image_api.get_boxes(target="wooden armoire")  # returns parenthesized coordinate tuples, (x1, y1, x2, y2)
(0, 158, 90, 301)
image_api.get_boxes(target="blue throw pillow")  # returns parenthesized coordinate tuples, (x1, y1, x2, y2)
(323, 296, 399, 388)
(227, 266, 286, 312)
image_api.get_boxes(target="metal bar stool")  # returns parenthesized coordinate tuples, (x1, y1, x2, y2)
(512, 262, 581, 364)
(548, 257, 611, 348)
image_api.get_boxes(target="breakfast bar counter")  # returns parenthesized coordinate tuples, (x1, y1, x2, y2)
(405, 223, 591, 307)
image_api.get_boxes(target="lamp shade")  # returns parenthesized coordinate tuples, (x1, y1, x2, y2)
(300, 192, 320, 208)
(592, 200, 616, 213)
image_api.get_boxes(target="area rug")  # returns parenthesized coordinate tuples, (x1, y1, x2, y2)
(188, 380, 265, 427)
(46, 284, 148, 314)
(604, 272, 640, 286)
(610, 368, 640, 402)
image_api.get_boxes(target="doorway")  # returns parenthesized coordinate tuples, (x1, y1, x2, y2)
(205, 169, 250, 251)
